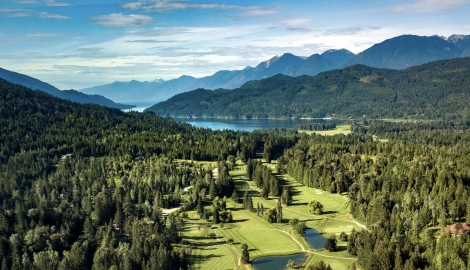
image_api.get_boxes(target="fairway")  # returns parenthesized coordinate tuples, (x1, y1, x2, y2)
(182, 161, 361, 269)
(299, 124, 352, 136)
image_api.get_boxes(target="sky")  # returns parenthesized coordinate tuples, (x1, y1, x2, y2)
(1, 0, 470, 90)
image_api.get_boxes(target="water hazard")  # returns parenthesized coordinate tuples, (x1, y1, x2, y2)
(303, 228, 327, 249)
(252, 228, 326, 270)
(251, 253, 307, 270)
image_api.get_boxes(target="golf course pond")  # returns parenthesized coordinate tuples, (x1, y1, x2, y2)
(303, 228, 327, 249)
(252, 228, 327, 270)
(252, 253, 307, 270)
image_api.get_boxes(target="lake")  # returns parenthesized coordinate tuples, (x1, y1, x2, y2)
(121, 104, 342, 131)
(121, 101, 161, 112)
(252, 253, 307, 270)
(173, 118, 341, 132)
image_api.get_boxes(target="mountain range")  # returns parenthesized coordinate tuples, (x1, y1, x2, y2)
(81, 34, 470, 103)
(146, 57, 470, 120)
(0, 67, 135, 110)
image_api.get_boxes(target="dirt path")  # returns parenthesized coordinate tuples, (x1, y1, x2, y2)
(272, 229, 356, 261)
(213, 227, 247, 269)
(272, 229, 306, 251)
(305, 250, 357, 261)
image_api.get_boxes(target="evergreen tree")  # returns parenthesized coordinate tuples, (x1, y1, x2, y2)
(213, 210, 220, 224)
(276, 199, 283, 223)
(240, 244, 250, 264)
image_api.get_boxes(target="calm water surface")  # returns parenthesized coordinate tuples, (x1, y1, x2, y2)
(121, 105, 342, 131)
(251, 228, 326, 270)
(304, 228, 327, 249)
(252, 253, 307, 270)
(122, 101, 162, 112)
(173, 118, 340, 132)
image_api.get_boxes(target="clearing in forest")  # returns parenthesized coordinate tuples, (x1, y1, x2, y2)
(182, 160, 362, 270)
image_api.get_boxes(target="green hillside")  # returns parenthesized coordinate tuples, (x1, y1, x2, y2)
(147, 57, 470, 120)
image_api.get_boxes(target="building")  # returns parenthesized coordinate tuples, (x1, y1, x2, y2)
(443, 222, 470, 235)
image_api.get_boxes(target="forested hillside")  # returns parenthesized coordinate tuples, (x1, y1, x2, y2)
(0, 79, 263, 270)
(0, 67, 134, 110)
(147, 57, 470, 120)
(277, 121, 470, 269)
(2, 77, 470, 270)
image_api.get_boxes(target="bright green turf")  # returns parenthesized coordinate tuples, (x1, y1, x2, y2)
(183, 160, 363, 270)
(299, 124, 352, 136)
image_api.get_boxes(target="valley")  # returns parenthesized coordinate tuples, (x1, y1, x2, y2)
(2, 3, 470, 269)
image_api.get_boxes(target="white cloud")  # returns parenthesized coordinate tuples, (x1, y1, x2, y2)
(45, 0, 70, 6)
(324, 26, 380, 36)
(390, 0, 470, 13)
(37, 11, 69, 19)
(287, 27, 313, 33)
(0, 8, 69, 19)
(279, 16, 313, 27)
(123, 0, 280, 17)
(9, 0, 71, 6)
(92, 13, 154, 27)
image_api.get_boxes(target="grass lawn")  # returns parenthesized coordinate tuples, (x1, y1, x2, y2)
(182, 161, 362, 270)
(299, 124, 351, 136)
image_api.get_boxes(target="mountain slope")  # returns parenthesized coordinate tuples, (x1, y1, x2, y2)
(344, 35, 463, 69)
(80, 34, 470, 103)
(146, 57, 470, 120)
(0, 67, 134, 109)
(321, 49, 355, 66)
(293, 54, 337, 76)
(79, 51, 355, 102)
(447, 34, 470, 56)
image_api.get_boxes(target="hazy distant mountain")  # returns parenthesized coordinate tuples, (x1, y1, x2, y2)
(344, 35, 464, 69)
(321, 49, 355, 66)
(292, 54, 336, 76)
(80, 50, 354, 102)
(80, 79, 165, 102)
(0, 67, 134, 109)
(446, 34, 470, 56)
(80, 34, 470, 103)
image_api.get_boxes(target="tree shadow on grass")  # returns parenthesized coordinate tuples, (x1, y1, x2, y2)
(230, 218, 249, 223)
(190, 253, 224, 264)
(322, 210, 338, 215)
(276, 177, 290, 186)
(333, 246, 347, 252)
(192, 241, 224, 247)
(183, 235, 208, 240)
(290, 202, 308, 206)
(290, 189, 302, 197)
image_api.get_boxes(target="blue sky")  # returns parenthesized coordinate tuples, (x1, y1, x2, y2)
(1, 0, 470, 89)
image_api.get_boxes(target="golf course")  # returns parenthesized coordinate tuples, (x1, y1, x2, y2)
(181, 160, 362, 269)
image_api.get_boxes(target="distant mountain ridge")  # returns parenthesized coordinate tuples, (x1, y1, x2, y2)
(343, 35, 465, 69)
(0, 67, 134, 109)
(81, 34, 470, 103)
(80, 49, 354, 102)
(146, 57, 470, 120)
